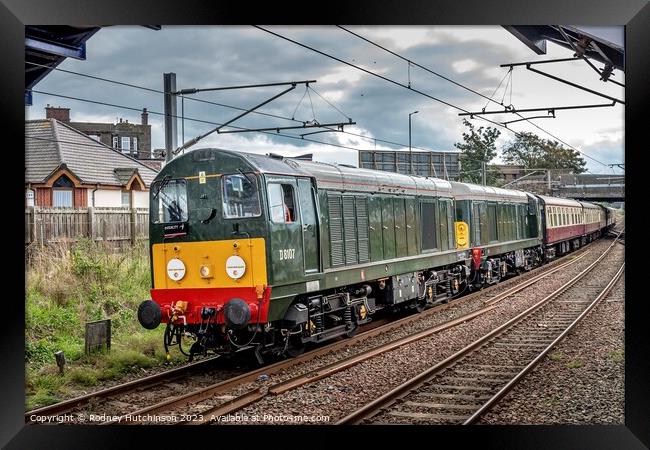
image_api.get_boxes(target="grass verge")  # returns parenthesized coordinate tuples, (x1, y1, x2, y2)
(25, 239, 185, 410)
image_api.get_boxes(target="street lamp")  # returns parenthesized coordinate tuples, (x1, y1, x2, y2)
(409, 110, 419, 174)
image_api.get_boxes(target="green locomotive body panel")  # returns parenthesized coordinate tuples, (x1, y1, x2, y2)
(149, 148, 545, 324)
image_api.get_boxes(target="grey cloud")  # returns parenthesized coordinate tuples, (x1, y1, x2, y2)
(28, 26, 623, 172)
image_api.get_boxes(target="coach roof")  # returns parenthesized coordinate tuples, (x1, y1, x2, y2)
(537, 195, 584, 208)
(450, 181, 529, 202)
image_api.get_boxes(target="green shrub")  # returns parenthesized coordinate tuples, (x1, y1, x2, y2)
(68, 367, 99, 387)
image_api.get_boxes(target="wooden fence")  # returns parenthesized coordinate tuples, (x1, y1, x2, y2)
(25, 207, 149, 247)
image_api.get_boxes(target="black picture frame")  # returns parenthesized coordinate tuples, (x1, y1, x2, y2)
(4, 1, 646, 448)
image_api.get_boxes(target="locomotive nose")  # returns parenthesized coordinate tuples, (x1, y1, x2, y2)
(224, 298, 251, 329)
(138, 300, 162, 329)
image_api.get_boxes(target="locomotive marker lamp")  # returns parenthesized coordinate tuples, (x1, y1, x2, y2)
(226, 255, 246, 279)
(167, 258, 186, 281)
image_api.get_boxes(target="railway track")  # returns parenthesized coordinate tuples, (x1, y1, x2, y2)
(337, 231, 624, 424)
(25, 237, 603, 424)
(130, 242, 602, 424)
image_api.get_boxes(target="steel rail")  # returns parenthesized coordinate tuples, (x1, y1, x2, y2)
(463, 262, 625, 424)
(179, 247, 594, 424)
(24, 356, 221, 421)
(336, 231, 622, 424)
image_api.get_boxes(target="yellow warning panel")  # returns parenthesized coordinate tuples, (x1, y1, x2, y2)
(152, 238, 267, 289)
(455, 221, 469, 249)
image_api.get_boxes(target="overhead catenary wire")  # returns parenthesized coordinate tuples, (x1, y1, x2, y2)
(309, 86, 351, 121)
(333, 26, 610, 169)
(484, 69, 512, 111)
(30, 30, 611, 172)
(337, 25, 504, 106)
(28, 89, 376, 154)
(26, 61, 304, 124)
(27, 60, 443, 154)
(255, 26, 565, 176)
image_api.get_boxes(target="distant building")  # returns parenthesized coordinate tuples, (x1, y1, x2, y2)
(359, 150, 461, 180)
(490, 164, 527, 184)
(44, 105, 165, 170)
(25, 118, 158, 208)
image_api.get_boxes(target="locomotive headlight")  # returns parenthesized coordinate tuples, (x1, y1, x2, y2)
(200, 264, 214, 279)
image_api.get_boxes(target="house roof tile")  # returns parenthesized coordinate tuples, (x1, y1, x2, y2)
(26, 119, 158, 188)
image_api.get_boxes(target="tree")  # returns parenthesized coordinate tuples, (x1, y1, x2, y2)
(454, 119, 501, 185)
(502, 132, 587, 173)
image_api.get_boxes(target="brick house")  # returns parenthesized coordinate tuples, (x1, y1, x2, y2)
(44, 105, 165, 170)
(25, 118, 158, 208)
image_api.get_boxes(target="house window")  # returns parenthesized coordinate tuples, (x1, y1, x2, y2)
(53, 190, 73, 207)
(121, 190, 131, 207)
(121, 137, 131, 153)
(52, 175, 74, 208)
(113, 136, 118, 148)
(89, 134, 101, 142)
(133, 137, 138, 151)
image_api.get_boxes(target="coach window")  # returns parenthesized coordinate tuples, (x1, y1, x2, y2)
(268, 183, 296, 223)
(222, 174, 261, 219)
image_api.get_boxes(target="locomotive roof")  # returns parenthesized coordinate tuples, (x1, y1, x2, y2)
(449, 181, 529, 203)
(234, 150, 454, 196)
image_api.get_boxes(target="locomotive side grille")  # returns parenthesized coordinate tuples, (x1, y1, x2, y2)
(356, 196, 370, 263)
(328, 194, 345, 267)
(343, 196, 358, 265)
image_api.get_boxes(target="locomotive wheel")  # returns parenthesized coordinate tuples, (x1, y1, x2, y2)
(414, 297, 427, 313)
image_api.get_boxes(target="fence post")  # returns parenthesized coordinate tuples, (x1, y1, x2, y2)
(27, 206, 35, 245)
(88, 207, 95, 240)
(37, 211, 44, 247)
(130, 208, 137, 246)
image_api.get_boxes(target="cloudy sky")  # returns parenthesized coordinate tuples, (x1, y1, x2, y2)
(26, 26, 625, 174)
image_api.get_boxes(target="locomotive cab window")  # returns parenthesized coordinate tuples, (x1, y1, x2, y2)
(268, 183, 296, 223)
(152, 178, 188, 223)
(222, 173, 261, 219)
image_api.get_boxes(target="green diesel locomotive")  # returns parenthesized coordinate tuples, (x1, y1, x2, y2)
(137, 148, 556, 362)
